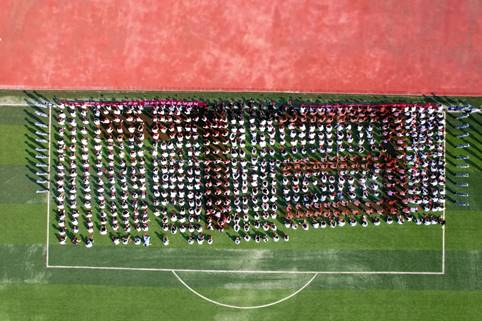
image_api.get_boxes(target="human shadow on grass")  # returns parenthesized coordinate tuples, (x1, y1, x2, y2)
(466, 142, 482, 159)
(225, 231, 238, 242)
(24, 91, 56, 108)
(445, 168, 458, 186)
(427, 95, 459, 106)
(23, 94, 51, 193)
(178, 232, 191, 242)
(445, 137, 458, 149)
(24, 95, 50, 121)
(25, 124, 49, 143)
(24, 155, 49, 190)
(154, 231, 165, 242)
(467, 135, 482, 158)
(25, 156, 45, 171)
(446, 149, 465, 162)
(24, 139, 42, 152)
(25, 129, 47, 144)
(467, 128, 482, 143)
(51, 223, 67, 242)
(25, 173, 47, 189)
(444, 192, 457, 204)
(466, 158, 482, 172)
(24, 101, 49, 131)
(26, 163, 40, 175)
(470, 115, 482, 129)
(33, 91, 53, 102)
(24, 110, 46, 128)
(445, 184, 457, 195)
(25, 147, 46, 159)
(94, 220, 103, 232)
(24, 136, 48, 179)
(79, 234, 88, 245)
(445, 154, 456, 168)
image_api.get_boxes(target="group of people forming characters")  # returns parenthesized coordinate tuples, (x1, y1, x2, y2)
(53, 99, 445, 248)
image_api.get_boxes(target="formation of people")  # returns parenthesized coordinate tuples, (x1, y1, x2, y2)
(53, 100, 446, 247)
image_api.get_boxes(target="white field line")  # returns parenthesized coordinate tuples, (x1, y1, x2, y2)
(442, 109, 447, 274)
(172, 270, 318, 310)
(0, 103, 27, 106)
(45, 264, 444, 275)
(442, 225, 446, 274)
(443, 108, 447, 223)
(0, 102, 37, 107)
(44, 103, 446, 276)
(45, 103, 52, 267)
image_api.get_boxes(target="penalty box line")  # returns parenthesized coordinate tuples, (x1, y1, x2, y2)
(441, 109, 447, 274)
(45, 103, 52, 267)
(45, 105, 446, 275)
(45, 264, 445, 275)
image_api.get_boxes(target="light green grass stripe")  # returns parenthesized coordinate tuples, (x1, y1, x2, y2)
(0, 125, 31, 165)
(0, 284, 481, 321)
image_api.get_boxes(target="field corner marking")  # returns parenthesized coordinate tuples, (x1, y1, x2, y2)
(171, 270, 318, 310)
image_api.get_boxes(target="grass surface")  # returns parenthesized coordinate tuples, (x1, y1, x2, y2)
(0, 91, 481, 321)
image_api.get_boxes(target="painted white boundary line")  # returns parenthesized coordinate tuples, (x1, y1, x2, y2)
(441, 109, 447, 274)
(172, 270, 318, 309)
(44, 103, 445, 275)
(45, 103, 52, 267)
(0, 103, 32, 106)
(441, 225, 446, 274)
(45, 264, 444, 275)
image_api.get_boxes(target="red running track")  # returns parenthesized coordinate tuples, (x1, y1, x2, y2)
(0, 0, 481, 95)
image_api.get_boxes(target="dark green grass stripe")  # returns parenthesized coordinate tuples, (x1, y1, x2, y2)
(0, 165, 46, 204)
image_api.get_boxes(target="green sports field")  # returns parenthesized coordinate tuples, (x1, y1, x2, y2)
(0, 91, 481, 321)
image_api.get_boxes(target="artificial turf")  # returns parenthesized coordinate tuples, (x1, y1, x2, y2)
(0, 91, 481, 321)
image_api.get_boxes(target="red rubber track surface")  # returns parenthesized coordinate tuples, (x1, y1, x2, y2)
(0, 0, 481, 95)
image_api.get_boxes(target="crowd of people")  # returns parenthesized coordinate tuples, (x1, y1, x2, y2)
(53, 100, 446, 247)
